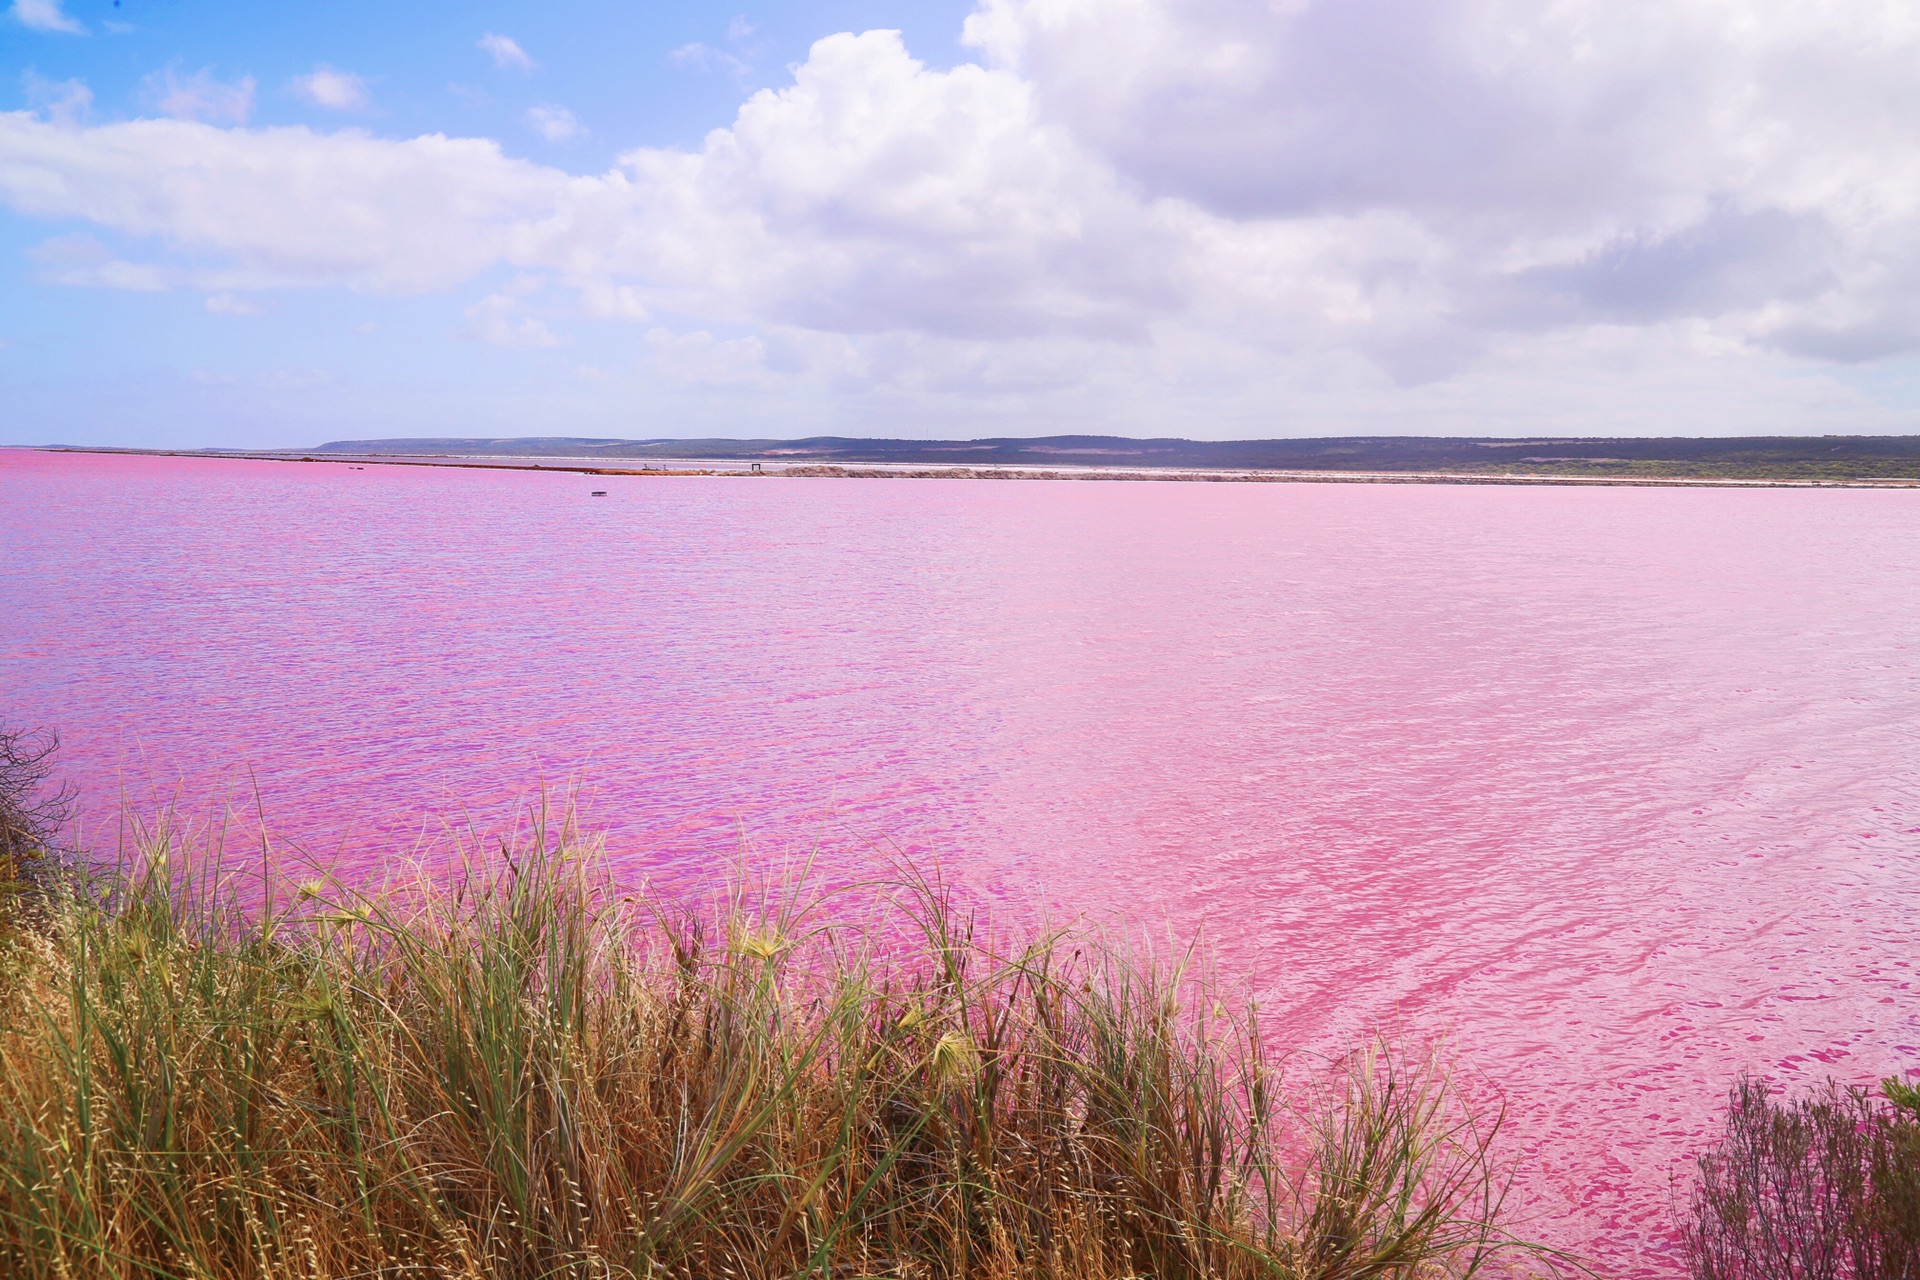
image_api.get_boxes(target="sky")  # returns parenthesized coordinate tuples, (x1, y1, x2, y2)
(5, 0, 1920, 447)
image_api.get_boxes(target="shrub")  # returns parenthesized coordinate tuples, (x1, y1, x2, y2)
(1684, 1075, 1920, 1280)
(0, 722, 72, 915)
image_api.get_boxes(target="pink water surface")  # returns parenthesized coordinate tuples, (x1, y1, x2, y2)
(4, 448, 1919, 1272)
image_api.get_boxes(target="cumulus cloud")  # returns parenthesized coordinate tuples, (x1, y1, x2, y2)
(670, 42, 751, 78)
(643, 327, 768, 385)
(144, 65, 254, 124)
(583, 31, 1177, 341)
(670, 16, 765, 86)
(205, 292, 263, 315)
(292, 65, 370, 111)
(28, 232, 167, 290)
(4, 5, 1920, 429)
(578, 280, 648, 320)
(0, 112, 565, 292)
(11, 0, 83, 34)
(20, 71, 92, 124)
(465, 293, 561, 346)
(526, 104, 581, 141)
(961, 0, 1920, 364)
(479, 33, 534, 73)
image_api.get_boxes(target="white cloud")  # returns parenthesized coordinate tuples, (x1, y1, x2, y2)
(6, 10, 1920, 433)
(144, 66, 254, 124)
(581, 31, 1169, 341)
(0, 113, 565, 292)
(643, 327, 768, 385)
(205, 292, 262, 315)
(11, 0, 82, 34)
(479, 33, 534, 73)
(671, 16, 763, 82)
(960, 0, 1920, 364)
(20, 71, 92, 125)
(671, 42, 752, 79)
(578, 280, 648, 320)
(292, 65, 370, 112)
(465, 292, 562, 346)
(526, 104, 582, 142)
(28, 233, 167, 290)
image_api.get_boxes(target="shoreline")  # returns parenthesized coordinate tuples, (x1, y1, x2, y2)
(22, 444, 1920, 489)
(0, 819, 1544, 1279)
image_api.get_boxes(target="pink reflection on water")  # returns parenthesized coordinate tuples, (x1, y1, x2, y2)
(3, 448, 1918, 1274)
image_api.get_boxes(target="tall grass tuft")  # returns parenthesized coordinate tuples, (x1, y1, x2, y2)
(1684, 1075, 1920, 1280)
(0, 811, 1551, 1279)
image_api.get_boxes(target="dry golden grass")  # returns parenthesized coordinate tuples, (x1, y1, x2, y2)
(0, 810, 1559, 1280)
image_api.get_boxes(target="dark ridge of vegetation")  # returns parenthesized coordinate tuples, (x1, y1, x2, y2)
(0, 782, 1566, 1279)
(1684, 1075, 1920, 1280)
(300, 433, 1920, 481)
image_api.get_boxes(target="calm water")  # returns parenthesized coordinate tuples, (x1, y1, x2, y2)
(4, 448, 1918, 1272)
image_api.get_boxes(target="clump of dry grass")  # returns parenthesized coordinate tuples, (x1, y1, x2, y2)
(0, 808, 1555, 1280)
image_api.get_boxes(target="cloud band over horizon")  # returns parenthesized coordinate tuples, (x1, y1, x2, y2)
(5, 0, 1920, 444)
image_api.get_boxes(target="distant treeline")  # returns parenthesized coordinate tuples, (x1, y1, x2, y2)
(311, 433, 1920, 480)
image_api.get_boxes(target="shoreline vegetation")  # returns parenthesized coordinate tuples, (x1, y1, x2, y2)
(5, 728, 1918, 1278)
(1685, 1078, 1920, 1279)
(19, 433, 1920, 488)
(0, 817, 1559, 1280)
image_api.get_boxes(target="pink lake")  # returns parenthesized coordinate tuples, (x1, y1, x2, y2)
(3, 447, 1918, 1274)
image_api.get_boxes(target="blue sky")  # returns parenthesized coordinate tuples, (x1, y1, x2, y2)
(3, 2, 977, 154)
(6, 0, 1920, 447)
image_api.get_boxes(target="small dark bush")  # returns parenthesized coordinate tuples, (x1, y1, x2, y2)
(1685, 1074, 1920, 1280)
(0, 721, 72, 903)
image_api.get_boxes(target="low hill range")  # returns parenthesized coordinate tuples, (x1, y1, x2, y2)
(310, 433, 1920, 482)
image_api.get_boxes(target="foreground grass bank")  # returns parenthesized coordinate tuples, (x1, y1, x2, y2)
(0, 812, 1544, 1280)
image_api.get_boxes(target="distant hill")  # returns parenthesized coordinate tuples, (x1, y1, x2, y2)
(310, 434, 1920, 481)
